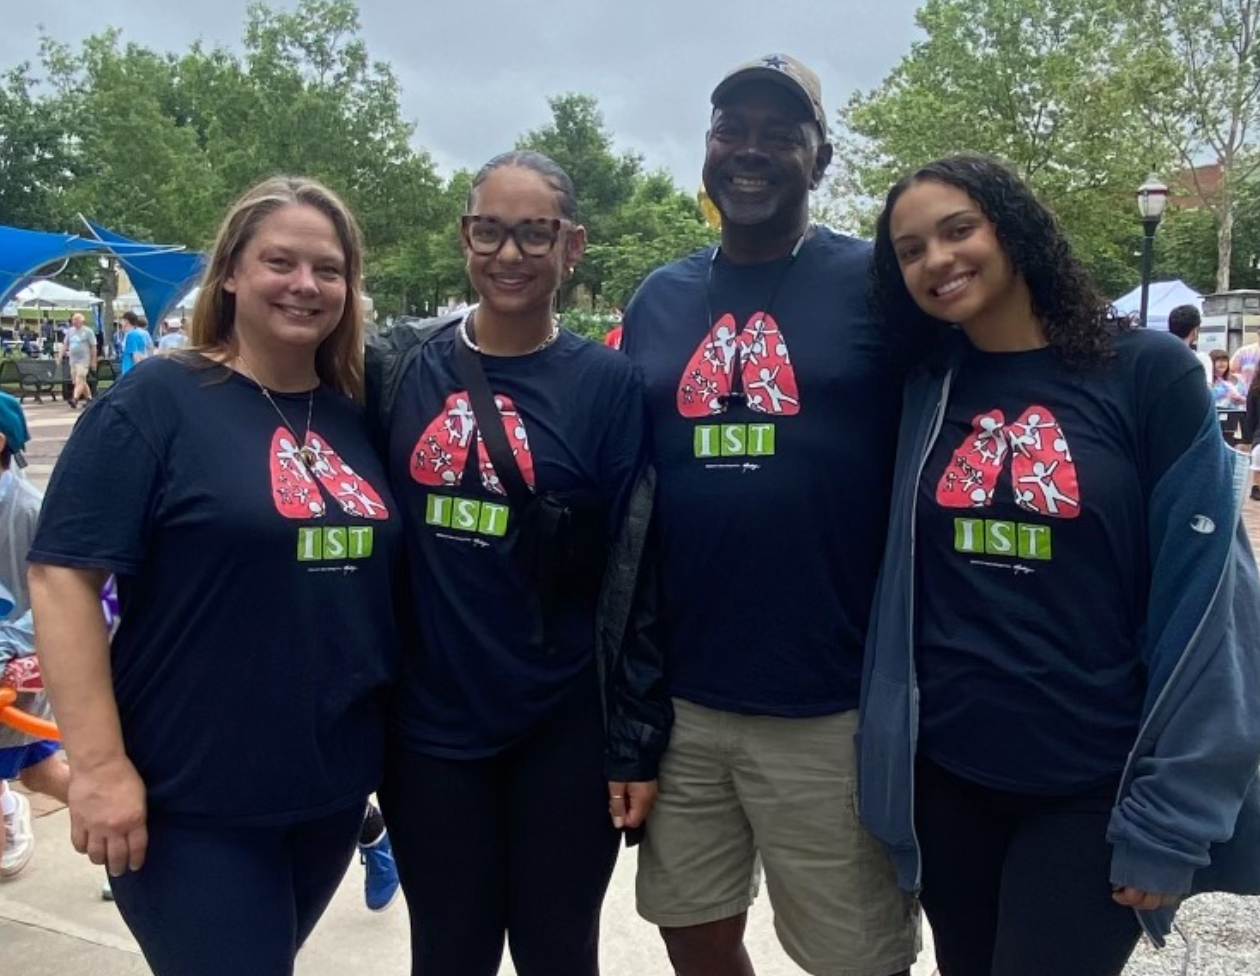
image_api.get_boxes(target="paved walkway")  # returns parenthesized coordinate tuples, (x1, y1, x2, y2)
(4, 397, 1259, 974)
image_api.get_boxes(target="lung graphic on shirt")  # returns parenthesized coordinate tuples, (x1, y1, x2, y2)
(936, 406, 1081, 518)
(410, 391, 535, 494)
(675, 312, 800, 418)
(269, 428, 391, 520)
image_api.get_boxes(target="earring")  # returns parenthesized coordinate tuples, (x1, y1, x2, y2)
(566, 266, 575, 278)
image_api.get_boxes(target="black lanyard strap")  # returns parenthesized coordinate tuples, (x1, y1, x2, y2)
(454, 333, 533, 509)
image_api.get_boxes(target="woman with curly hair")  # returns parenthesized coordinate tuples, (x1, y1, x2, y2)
(857, 155, 1260, 976)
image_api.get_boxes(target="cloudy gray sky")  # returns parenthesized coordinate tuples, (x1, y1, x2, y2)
(4, 1, 924, 188)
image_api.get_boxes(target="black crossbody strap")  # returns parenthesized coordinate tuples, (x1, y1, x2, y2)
(453, 334, 533, 510)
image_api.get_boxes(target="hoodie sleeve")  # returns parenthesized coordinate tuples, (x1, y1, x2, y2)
(1107, 411, 1260, 895)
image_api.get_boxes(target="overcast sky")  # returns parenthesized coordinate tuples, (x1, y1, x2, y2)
(3, 1, 924, 189)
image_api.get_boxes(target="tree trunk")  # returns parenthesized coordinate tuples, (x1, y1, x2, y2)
(1217, 202, 1234, 293)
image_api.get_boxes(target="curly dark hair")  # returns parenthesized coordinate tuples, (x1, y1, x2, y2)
(871, 155, 1121, 370)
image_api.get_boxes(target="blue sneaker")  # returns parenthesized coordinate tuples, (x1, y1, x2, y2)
(360, 830, 399, 912)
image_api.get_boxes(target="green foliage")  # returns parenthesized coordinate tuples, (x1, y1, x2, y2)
(1123, 0, 1260, 290)
(560, 308, 619, 342)
(514, 96, 714, 309)
(0, 1, 754, 318)
(516, 94, 643, 304)
(0, 63, 74, 229)
(833, 0, 1174, 295)
(586, 171, 716, 307)
(1155, 180, 1260, 292)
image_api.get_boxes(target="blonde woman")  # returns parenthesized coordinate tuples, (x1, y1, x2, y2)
(29, 176, 401, 976)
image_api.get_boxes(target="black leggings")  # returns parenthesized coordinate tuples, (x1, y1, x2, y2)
(380, 683, 621, 976)
(109, 803, 363, 976)
(915, 757, 1142, 976)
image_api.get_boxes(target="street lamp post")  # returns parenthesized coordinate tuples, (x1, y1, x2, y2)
(96, 256, 117, 353)
(1136, 174, 1169, 329)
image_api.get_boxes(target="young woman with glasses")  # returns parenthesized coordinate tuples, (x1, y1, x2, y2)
(368, 150, 670, 976)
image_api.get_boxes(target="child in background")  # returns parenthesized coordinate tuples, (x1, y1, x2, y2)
(0, 393, 69, 878)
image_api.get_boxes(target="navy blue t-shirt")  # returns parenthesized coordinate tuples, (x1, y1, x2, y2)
(387, 324, 647, 758)
(29, 356, 402, 824)
(623, 228, 903, 716)
(916, 329, 1210, 793)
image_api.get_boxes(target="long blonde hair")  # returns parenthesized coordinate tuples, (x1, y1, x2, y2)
(189, 176, 366, 399)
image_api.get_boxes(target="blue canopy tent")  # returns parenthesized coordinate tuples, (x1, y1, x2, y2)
(0, 226, 107, 310)
(0, 223, 195, 333)
(84, 222, 205, 332)
(1112, 279, 1203, 332)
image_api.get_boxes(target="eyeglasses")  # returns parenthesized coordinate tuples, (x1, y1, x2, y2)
(461, 215, 568, 257)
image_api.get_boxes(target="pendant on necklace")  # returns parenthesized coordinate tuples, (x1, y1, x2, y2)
(298, 445, 318, 470)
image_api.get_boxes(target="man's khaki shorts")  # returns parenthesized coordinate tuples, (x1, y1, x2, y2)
(71, 364, 90, 383)
(636, 699, 920, 976)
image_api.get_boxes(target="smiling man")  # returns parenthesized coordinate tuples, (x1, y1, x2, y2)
(621, 55, 919, 976)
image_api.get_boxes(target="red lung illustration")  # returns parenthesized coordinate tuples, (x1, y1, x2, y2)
(936, 409, 1008, 509)
(935, 406, 1080, 518)
(411, 392, 477, 487)
(268, 428, 390, 521)
(410, 391, 535, 495)
(675, 312, 800, 418)
(1008, 406, 1080, 518)
(738, 314, 800, 415)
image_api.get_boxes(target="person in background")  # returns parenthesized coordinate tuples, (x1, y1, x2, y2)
(1167, 304, 1211, 383)
(862, 153, 1260, 976)
(61, 313, 98, 409)
(1210, 349, 1247, 408)
(0, 393, 69, 880)
(157, 319, 189, 354)
(357, 799, 399, 912)
(1232, 333, 1260, 390)
(1242, 368, 1260, 502)
(28, 176, 401, 976)
(117, 312, 149, 375)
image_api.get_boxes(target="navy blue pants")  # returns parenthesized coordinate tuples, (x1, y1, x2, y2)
(110, 803, 363, 976)
(915, 757, 1142, 976)
(381, 682, 621, 976)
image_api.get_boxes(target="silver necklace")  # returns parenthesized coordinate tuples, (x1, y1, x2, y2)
(236, 355, 317, 470)
(458, 310, 560, 355)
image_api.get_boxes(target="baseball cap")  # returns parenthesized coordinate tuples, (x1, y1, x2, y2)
(0, 392, 30, 468)
(711, 54, 827, 137)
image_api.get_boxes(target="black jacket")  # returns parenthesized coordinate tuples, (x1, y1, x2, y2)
(364, 314, 671, 783)
(1243, 383, 1260, 446)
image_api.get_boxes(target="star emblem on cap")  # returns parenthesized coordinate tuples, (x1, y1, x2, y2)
(761, 55, 788, 71)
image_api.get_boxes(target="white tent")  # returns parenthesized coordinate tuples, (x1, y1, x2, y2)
(1112, 279, 1202, 331)
(14, 279, 103, 308)
(112, 291, 143, 313)
(174, 286, 200, 313)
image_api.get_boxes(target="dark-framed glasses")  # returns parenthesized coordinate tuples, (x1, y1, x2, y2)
(461, 215, 568, 257)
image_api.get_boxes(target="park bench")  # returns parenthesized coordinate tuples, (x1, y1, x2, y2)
(0, 360, 20, 399)
(13, 360, 60, 403)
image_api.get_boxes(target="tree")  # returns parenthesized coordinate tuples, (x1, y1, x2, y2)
(517, 94, 643, 303)
(1127, 0, 1260, 290)
(832, 0, 1172, 295)
(39, 31, 218, 246)
(586, 172, 715, 307)
(0, 63, 74, 229)
(24, 0, 452, 316)
(1155, 177, 1260, 292)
